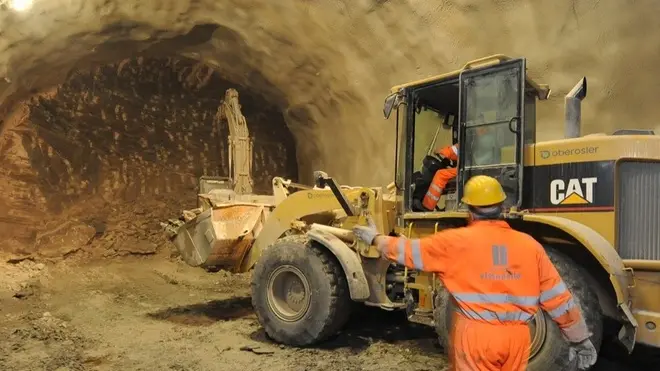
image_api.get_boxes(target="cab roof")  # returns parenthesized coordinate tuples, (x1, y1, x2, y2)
(388, 54, 551, 100)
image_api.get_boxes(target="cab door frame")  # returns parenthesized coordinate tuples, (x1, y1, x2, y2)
(456, 58, 527, 209)
(402, 79, 460, 213)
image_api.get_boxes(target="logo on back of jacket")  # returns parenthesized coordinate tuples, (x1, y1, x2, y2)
(481, 245, 521, 281)
(550, 177, 597, 205)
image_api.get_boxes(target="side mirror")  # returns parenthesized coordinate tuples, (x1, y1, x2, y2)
(383, 91, 404, 119)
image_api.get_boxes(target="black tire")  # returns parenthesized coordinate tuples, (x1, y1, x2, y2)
(250, 235, 352, 347)
(433, 289, 452, 351)
(434, 245, 603, 371)
(528, 246, 604, 370)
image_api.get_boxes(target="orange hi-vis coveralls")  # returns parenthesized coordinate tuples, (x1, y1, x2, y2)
(423, 144, 459, 210)
(377, 220, 590, 371)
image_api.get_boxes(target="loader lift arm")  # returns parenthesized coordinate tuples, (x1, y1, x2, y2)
(314, 171, 356, 217)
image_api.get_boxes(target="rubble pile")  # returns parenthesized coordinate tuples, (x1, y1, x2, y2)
(84, 194, 188, 259)
(4, 192, 191, 264)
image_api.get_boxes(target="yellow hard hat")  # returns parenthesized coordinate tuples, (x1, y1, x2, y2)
(462, 175, 507, 206)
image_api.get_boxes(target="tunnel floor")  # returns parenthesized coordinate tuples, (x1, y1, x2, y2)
(0, 254, 445, 371)
(0, 253, 648, 371)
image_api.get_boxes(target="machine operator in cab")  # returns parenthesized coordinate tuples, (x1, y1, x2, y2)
(422, 125, 499, 211)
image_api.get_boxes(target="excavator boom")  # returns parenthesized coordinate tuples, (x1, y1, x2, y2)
(216, 88, 254, 195)
(162, 88, 305, 272)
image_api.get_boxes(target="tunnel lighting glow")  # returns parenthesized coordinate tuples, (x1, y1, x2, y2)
(8, 0, 33, 12)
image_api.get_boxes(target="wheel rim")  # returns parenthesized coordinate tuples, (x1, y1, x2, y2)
(528, 310, 548, 359)
(266, 265, 312, 322)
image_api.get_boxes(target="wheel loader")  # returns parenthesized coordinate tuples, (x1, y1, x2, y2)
(163, 55, 660, 370)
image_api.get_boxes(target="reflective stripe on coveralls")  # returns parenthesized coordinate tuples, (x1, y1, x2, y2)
(422, 144, 459, 210)
(378, 220, 591, 370)
(384, 221, 585, 329)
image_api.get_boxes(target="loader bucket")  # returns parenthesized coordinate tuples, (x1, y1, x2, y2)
(171, 203, 268, 272)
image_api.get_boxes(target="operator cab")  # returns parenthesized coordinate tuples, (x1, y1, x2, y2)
(384, 56, 549, 215)
(407, 83, 460, 211)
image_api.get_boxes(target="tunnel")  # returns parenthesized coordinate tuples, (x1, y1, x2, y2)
(1, 1, 660, 370)
(1, 54, 299, 259)
(2, 0, 660, 261)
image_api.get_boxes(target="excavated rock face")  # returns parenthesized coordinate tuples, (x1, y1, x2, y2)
(0, 56, 296, 258)
(1, 0, 659, 258)
(25, 56, 295, 200)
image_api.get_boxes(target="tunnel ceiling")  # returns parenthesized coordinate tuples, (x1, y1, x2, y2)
(0, 0, 657, 187)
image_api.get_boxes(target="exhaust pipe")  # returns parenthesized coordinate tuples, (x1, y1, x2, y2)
(565, 77, 587, 139)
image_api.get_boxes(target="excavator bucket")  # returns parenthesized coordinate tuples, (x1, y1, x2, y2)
(171, 203, 269, 273)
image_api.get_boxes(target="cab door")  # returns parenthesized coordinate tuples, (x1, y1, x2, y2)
(457, 58, 526, 209)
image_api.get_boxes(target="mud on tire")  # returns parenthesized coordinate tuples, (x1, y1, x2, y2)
(250, 235, 352, 347)
(434, 245, 603, 371)
(526, 246, 604, 370)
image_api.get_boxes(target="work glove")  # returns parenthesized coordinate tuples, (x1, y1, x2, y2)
(352, 218, 380, 245)
(568, 338, 598, 370)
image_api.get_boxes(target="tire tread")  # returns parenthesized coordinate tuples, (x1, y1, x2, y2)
(251, 234, 352, 346)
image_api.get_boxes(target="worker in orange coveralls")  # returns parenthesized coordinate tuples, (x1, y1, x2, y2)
(422, 143, 459, 211)
(353, 175, 598, 371)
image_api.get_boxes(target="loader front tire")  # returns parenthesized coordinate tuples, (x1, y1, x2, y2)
(434, 246, 603, 371)
(251, 235, 352, 347)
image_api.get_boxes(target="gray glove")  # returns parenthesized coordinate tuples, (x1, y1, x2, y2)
(569, 339, 597, 370)
(352, 218, 379, 245)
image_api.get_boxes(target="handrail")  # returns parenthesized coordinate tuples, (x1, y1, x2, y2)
(461, 54, 511, 70)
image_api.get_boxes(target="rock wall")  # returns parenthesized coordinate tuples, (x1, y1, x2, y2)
(0, 56, 297, 256)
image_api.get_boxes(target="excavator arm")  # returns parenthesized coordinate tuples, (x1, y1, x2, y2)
(162, 88, 308, 272)
(216, 88, 254, 195)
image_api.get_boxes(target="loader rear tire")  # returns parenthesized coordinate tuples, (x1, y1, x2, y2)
(525, 246, 603, 370)
(251, 235, 352, 347)
(434, 245, 603, 371)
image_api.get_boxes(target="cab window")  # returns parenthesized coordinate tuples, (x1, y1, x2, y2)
(413, 109, 453, 169)
(405, 81, 460, 212)
(523, 89, 537, 145)
(410, 82, 460, 166)
(462, 69, 519, 168)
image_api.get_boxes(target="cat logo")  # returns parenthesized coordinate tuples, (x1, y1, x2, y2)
(550, 177, 597, 205)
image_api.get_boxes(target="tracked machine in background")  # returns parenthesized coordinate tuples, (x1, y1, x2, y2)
(162, 88, 310, 271)
(163, 56, 660, 370)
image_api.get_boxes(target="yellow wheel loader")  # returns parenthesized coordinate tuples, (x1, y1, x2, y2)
(164, 56, 660, 370)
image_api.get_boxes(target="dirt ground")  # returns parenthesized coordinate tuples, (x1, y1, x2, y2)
(0, 250, 653, 371)
(0, 250, 446, 371)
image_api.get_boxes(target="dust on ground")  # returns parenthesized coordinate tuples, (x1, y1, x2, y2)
(0, 252, 446, 371)
(0, 246, 655, 371)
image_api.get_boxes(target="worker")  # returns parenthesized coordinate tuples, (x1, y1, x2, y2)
(421, 143, 459, 211)
(422, 125, 498, 211)
(353, 175, 597, 371)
